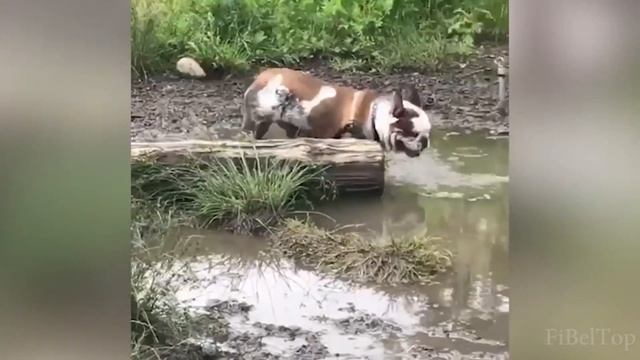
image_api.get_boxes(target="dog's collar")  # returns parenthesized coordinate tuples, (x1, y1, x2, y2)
(335, 96, 380, 141)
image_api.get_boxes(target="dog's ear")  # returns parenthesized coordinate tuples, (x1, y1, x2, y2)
(391, 89, 405, 118)
(402, 85, 422, 108)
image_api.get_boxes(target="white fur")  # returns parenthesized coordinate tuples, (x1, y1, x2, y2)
(254, 74, 286, 117)
(292, 85, 336, 129)
(300, 86, 336, 113)
(360, 102, 376, 140)
(404, 101, 432, 137)
(253, 80, 337, 131)
(371, 100, 394, 149)
(371, 99, 432, 151)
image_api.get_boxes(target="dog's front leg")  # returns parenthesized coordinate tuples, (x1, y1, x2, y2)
(334, 120, 366, 139)
(275, 120, 302, 138)
(254, 120, 272, 140)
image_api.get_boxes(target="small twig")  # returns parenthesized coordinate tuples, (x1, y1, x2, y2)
(458, 68, 487, 79)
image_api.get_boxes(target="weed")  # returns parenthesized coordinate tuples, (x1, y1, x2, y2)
(271, 218, 453, 284)
(130, 0, 508, 77)
(130, 205, 227, 360)
(131, 155, 333, 234)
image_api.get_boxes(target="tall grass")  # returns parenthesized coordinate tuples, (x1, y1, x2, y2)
(131, 155, 333, 233)
(131, 0, 508, 76)
(131, 205, 225, 360)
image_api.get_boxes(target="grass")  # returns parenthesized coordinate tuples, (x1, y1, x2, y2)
(270, 218, 453, 284)
(131, 155, 334, 234)
(130, 204, 228, 360)
(131, 0, 508, 77)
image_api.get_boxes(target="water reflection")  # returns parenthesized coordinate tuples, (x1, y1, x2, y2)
(168, 131, 509, 358)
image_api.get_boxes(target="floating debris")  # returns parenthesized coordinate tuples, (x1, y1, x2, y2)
(468, 194, 492, 202)
(421, 191, 466, 199)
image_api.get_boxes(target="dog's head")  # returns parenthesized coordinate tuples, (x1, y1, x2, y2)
(373, 87, 432, 158)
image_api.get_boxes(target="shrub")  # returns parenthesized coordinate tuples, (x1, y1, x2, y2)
(131, 0, 508, 76)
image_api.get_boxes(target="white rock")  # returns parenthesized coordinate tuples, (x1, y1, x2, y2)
(176, 57, 206, 78)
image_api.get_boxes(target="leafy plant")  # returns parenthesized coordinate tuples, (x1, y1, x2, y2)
(130, 0, 508, 76)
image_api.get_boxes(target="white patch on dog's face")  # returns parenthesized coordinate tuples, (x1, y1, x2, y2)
(404, 101, 431, 134)
(372, 93, 432, 158)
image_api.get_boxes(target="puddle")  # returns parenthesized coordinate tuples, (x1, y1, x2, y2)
(167, 130, 509, 359)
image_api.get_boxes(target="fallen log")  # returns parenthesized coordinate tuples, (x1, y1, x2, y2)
(131, 138, 386, 195)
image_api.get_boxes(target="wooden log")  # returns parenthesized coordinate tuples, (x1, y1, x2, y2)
(131, 138, 386, 195)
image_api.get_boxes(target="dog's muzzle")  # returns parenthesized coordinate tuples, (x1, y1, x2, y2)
(405, 135, 431, 157)
(419, 135, 430, 150)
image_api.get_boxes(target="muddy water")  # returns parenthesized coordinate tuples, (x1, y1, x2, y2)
(173, 130, 509, 359)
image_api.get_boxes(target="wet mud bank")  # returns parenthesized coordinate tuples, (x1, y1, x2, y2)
(131, 45, 509, 142)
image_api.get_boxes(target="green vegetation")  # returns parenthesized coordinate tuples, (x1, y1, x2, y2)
(131, 0, 508, 77)
(131, 205, 228, 360)
(271, 218, 452, 283)
(131, 156, 333, 234)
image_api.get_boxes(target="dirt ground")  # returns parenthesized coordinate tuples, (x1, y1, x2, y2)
(131, 44, 509, 142)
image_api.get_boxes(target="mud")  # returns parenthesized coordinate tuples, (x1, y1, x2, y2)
(131, 44, 509, 142)
(189, 298, 331, 359)
(206, 299, 254, 318)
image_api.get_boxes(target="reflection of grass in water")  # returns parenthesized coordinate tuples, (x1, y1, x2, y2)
(215, 251, 296, 285)
(131, 203, 227, 360)
(271, 219, 453, 284)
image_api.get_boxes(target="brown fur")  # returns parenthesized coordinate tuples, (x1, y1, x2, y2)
(246, 68, 379, 139)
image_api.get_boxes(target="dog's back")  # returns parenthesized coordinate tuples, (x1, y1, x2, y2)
(242, 68, 371, 139)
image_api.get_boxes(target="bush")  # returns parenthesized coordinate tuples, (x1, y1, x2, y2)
(131, 0, 508, 76)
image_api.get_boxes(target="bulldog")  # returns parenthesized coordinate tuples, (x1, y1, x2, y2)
(241, 68, 432, 157)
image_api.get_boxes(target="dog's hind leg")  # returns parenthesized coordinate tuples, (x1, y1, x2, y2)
(241, 87, 259, 133)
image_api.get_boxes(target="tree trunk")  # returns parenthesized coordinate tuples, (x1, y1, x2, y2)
(131, 138, 385, 195)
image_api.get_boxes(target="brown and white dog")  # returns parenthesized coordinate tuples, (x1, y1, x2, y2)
(241, 68, 432, 157)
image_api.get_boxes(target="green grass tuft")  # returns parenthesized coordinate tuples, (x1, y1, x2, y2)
(131, 155, 334, 234)
(271, 218, 453, 284)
